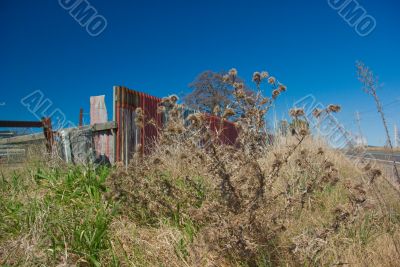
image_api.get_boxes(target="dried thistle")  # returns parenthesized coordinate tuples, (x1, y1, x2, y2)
(268, 77, 276, 85)
(160, 97, 171, 106)
(272, 89, 280, 99)
(223, 108, 236, 118)
(299, 128, 309, 136)
(289, 108, 305, 118)
(169, 94, 179, 104)
(233, 82, 244, 90)
(213, 105, 221, 115)
(229, 68, 238, 77)
(260, 97, 269, 105)
(233, 89, 246, 99)
(261, 71, 269, 79)
(252, 72, 262, 84)
(312, 108, 322, 118)
(327, 104, 341, 113)
(222, 74, 230, 83)
(278, 84, 287, 92)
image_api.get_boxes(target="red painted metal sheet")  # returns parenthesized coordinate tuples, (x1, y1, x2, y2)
(114, 86, 163, 164)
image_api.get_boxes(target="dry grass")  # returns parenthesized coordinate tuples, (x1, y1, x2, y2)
(104, 69, 400, 266)
(2, 69, 400, 266)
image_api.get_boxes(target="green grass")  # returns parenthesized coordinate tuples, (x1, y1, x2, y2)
(0, 164, 116, 266)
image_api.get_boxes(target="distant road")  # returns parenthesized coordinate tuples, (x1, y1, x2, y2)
(346, 150, 400, 164)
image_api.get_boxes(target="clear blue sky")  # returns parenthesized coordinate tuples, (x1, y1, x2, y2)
(0, 0, 399, 145)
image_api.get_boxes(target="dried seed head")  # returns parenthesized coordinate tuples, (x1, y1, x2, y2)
(272, 89, 280, 98)
(278, 84, 287, 92)
(252, 72, 262, 84)
(260, 97, 269, 105)
(223, 108, 236, 118)
(312, 108, 322, 118)
(233, 82, 244, 90)
(213, 105, 220, 115)
(246, 96, 255, 105)
(233, 88, 245, 99)
(187, 113, 204, 127)
(169, 94, 179, 103)
(222, 74, 230, 83)
(261, 71, 269, 79)
(289, 108, 305, 117)
(161, 97, 171, 106)
(299, 128, 309, 136)
(268, 77, 276, 85)
(317, 147, 324, 155)
(327, 104, 341, 113)
(229, 68, 238, 77)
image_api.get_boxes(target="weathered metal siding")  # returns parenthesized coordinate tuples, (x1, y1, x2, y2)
(90, 95, 115, 164)
(113, 86, 163, 164)
(204, 115, 238, 145)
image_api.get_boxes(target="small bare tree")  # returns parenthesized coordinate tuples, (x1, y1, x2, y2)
(184, 70, 248, 114)
(356, 61, 400, 183)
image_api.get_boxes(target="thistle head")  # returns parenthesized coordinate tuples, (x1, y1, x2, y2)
(268, 77, 276, 85)
(289, 108, 305, 118)
(272, 89, 280, 99)
(312, 108, 323, 118)
(213, 105, 220, 115)
(261, 71, 269, 79)
(327, 104, 341, 113)
(252, 72, 261, 84)
(233, 82, 244, 90)
(169, 94, 179, 104)
(223, 108, 236, 118)
(278, 84, 287, 92)
(229, 68, 238, 77)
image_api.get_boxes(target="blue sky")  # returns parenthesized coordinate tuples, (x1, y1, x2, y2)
(0, 0, 399, 145)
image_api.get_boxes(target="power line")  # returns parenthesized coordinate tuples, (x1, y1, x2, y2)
(357, 99, 400, 115)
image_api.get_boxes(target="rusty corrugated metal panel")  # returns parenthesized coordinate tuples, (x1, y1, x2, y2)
(114, 86, 163, 165)
(113, 86, 237, 166)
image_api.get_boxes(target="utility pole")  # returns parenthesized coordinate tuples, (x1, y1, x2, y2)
(395, 124, 399, 148)
(355, 111, 365, 146)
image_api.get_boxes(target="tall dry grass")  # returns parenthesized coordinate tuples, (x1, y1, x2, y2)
(1, 68, 400, 266)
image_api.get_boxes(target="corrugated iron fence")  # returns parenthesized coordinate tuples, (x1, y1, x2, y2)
(1, 87, 238, 166)
(113, 86, 163, 165)
(113, 86, 238, 165)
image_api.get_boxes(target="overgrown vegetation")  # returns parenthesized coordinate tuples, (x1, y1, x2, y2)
(1, 68, 400, 266)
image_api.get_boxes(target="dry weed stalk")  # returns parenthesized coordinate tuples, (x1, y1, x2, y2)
(356, 61, 400, 183)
